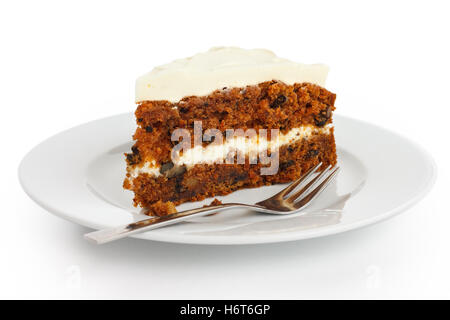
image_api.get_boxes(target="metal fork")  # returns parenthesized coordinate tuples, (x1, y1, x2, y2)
(84, 163, 340, 244)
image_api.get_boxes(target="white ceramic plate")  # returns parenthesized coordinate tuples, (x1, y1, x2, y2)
(19, 113, 436, 245)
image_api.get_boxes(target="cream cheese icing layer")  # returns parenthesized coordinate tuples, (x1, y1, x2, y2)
(135, 47, 329, 103)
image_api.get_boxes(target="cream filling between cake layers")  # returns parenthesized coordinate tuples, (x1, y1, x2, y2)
(128, 125, 332, 179)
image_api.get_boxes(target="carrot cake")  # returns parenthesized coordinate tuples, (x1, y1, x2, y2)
(124, 47, 337, 215)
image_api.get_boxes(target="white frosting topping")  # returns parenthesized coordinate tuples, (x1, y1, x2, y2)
(135, 47, 329, 103)
(128, 125, 332, 179)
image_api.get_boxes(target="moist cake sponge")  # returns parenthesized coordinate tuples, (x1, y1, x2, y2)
(124, 47, 337, 215)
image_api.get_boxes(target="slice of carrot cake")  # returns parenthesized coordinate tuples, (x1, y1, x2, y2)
(124, 47, 337, 215)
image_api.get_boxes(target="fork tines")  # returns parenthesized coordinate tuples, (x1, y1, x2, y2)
(270, 162, 340, 210)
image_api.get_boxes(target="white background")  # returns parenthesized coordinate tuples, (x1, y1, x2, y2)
(1, 0, 449, 299)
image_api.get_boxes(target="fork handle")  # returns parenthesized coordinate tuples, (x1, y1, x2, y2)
(84, 203, 250, 244)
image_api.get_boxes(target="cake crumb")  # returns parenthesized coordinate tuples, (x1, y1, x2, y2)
(210, 198, 223, 206)
(203, 198, 223, 207)
(202, 198, 223, 216)
(145, 200, 177, 217)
